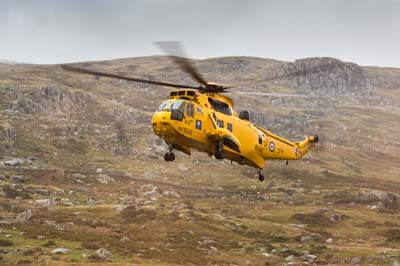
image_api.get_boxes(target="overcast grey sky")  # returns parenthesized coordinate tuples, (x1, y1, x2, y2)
(1, 0, 399, 67)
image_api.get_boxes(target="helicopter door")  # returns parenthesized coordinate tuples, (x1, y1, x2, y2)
(186, 103, 194, 118)
(184, 103, 195, 126)
(194, 105, 203, 131)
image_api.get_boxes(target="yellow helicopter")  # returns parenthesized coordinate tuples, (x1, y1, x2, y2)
(62, 43, 319, 181)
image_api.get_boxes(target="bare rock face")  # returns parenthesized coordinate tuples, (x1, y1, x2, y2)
(12, 86, 92, 115)
(0, 122, 16, 155)
(327, 189, 400, 209)
(14, 209, 32, 223)
(281, 57, 367, 95)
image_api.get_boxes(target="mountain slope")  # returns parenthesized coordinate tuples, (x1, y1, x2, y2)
(0, 56, 399, 265)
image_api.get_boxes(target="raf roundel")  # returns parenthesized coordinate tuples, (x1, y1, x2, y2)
(269, 141, 275, 152)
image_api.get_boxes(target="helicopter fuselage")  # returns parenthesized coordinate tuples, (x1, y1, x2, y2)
(151, 89, 319, 169)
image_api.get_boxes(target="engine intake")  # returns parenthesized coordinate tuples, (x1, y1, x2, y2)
(239, 110, 250, 120)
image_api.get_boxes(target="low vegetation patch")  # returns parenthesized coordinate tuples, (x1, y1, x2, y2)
(120, 205, 157, 223)
(0, 239, 14, 246)
(2, 184, 32, 199)
(42, 240, 56, 247)
(384, 229, 400, 243)
(291, 212, 333, 227)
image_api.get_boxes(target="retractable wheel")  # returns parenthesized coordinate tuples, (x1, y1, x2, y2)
(164, 152, 175, 162)
(214, 141, 225, 160)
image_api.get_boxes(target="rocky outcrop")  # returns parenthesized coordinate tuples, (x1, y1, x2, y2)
(280, 57, 368, 95)
(14, 209, 32, 223)
(0, 122, 16, 155)
(11, 86, 92, 115)
(326, 189, 400, 209)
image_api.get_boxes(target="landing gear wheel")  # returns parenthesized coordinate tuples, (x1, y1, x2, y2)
(214, 141, 225, 160)
(164, 152, 175, 162)
(257, 170, 265, 182)
(215, 150, 226, 160)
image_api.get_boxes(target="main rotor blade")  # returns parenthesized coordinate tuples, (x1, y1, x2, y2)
(61, 64, 198, 89)
(155, 41, 208, 86)
(236, 92, 309, 98)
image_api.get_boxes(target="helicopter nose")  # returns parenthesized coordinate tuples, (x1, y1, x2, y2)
(151, 111, 170, 135)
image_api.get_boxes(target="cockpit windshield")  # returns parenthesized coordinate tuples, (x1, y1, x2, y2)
(158, 100, 173, 111)
(171, 100, 184, 110)
(158, 100, 183, 111)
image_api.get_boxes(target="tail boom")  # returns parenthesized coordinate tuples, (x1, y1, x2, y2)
(254, 124, 319, 160)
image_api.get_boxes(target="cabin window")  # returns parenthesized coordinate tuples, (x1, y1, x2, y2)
(178, 91, 186, 96)
(170, 91, 178, 97)
(196, 106, 203, 114)
(227, 123, 232, 132)
(217, 119, 224, 128)
(258, 132, 263, 145)
(186, 103, 194, 117)
(187, 91, 195, 97)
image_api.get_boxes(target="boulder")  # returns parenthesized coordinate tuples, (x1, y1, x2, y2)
(72, 173, 87, 179)
(120, 237, 130, 242)
(11, 176, 27, 182)
(34, 198, 59, 207)
(14, 210, 32, 223)
(96, 174, 115, 184)
(96, 248, 112, 260)
(87, 198, 96, 206)
(4, 159, 20, 166)
(51, 248, 70, 254)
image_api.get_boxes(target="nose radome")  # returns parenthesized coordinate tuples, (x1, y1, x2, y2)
(152, 111, 169, 134)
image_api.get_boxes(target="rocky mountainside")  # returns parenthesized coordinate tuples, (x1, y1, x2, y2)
(0, 56, 399, 265)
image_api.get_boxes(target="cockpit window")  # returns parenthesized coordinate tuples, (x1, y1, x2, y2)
(158, 100, 186, 111)
(170, 101, 186, 121)
(158, 100, 174, 111)
(171, 100, 184, 111)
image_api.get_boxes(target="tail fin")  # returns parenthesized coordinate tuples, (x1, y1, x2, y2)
(296, 134, 319, 159)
